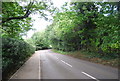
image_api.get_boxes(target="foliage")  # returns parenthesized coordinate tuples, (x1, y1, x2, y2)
(1, 2, 120, 79)
(53, 49, 119, 68)
(2, 2, 54, 39)
(1, 1, 55, 79)
(94, 13, 120, 56)
(25, 38, 36, 47)
(45, 2, 120, 58)
(2, 37, 35, 79)
(31, 31, 50, 50)
(45, 11, 84, 51)
(2, 2, 31, 39)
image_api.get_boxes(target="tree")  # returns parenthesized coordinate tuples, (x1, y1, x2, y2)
(45, 2, 120, 57)
(2, 1, 54, 39)
(2, 2, 33, 23)
(2, 2, 53, 23)
(31, 31, 49, 50)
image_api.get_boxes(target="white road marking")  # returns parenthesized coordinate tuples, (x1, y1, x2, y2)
(56, 57, 59, 59)
(61, 60, 72, 67)
(39, 54, 40, 79)
(82, 72, 100, 81)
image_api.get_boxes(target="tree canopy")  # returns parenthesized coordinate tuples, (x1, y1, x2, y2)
(41, 2, 120, 57)
(1, 1, 54, 39)
(1, 1, 120, 57)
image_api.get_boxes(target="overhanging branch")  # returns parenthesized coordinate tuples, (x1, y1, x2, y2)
(2, 2, 34, 23)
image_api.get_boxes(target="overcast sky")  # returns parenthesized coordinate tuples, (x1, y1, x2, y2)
(23, 0, 69, 39)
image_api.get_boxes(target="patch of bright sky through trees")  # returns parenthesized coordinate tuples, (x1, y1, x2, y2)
(22, 0, 118, 39)
(22, 0, 69, 39)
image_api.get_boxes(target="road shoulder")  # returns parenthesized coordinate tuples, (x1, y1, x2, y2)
(9, 51, 41, 79)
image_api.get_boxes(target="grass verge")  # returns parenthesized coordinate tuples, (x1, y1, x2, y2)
(52, 49, 119, 68)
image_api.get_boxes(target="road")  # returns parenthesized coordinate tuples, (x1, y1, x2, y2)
(40, 50, 119, 80)
(9, 49, 119, 81)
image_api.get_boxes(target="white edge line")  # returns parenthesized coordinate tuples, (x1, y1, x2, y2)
(55, 56, 59, 59)
(61, 60, 72, 67)
(39, 54, 40, 79)
(82, 72, 100, 81)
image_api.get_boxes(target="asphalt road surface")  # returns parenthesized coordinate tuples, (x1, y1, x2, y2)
(10, 49, 119, 81)
(40, 50, 119, 80)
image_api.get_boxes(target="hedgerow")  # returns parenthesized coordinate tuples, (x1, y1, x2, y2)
(2, 37, 35, 79)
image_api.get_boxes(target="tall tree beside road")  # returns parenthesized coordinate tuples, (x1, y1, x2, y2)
(45, 2, 120, 57)
(2, 1, 54, 39)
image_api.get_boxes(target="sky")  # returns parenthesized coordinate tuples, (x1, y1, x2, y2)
(23, 0, 69, 39)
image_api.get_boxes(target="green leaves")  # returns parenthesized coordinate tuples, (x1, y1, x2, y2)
(2, 37, 35, 79)
(2, 1, 55, 40)
(44, 2, 120, 57)
(2, 2, 32, 39)
(29, 31, 50, 50)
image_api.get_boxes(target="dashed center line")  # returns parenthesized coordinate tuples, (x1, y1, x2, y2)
(82, 72, 100, 81)
(56, 57, 59, 59)
(55, 56, 99, 80)
(61, 60, 72, 67)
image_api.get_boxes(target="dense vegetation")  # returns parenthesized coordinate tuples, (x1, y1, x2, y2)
(2, 2, 54, 39)
(2, 37, 35, 79)
(1, 1, 54, 80)
(1, 1, 120, 80)
(28, 2, 119, 59)
(25, 31, 50, 50)
(44, 2, 120, 58)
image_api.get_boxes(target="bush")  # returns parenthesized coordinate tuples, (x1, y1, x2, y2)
(2, 37, 35, 79)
